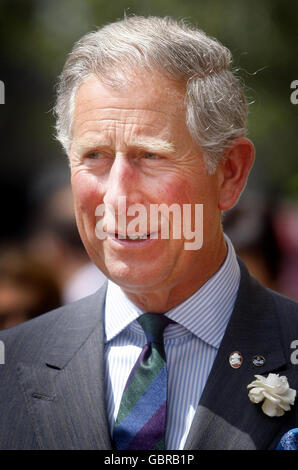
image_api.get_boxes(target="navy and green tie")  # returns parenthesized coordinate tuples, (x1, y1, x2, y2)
(113, 313, 171, 450)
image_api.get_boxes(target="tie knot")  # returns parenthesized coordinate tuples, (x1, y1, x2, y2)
(137, 313, 171, 344)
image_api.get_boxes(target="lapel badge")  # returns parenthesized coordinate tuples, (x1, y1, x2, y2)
(229, 351, 243, 369)
(252, 355, 266, 367)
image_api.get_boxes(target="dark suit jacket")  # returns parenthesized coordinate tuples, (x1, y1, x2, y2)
(0, 260, 298, 450)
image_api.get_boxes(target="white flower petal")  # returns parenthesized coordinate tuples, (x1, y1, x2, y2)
(254, 375, 267, 383)
(247, 381, 259, 389)
(262, 391, 281, 403)
(284, 388, 296, 404)
(262, 399, 284, 417)
(277, 401, 291, 412)
(248, 386, 264, 395)
(265, 373, 281, 387)
(261, 398, 278, 417)
(248, 389, 265, 403)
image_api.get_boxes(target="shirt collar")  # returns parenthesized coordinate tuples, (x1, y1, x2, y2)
(105, 235, 240, 349)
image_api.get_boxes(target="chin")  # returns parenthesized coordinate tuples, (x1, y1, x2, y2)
(105, 262, 167, 291)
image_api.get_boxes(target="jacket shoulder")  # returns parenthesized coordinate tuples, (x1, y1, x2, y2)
(0, 282, 107, 364)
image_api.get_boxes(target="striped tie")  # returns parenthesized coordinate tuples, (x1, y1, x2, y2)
(113, 313, 171, 450)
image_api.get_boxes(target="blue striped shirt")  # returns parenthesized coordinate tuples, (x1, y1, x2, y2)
(104, 235, 240, 449)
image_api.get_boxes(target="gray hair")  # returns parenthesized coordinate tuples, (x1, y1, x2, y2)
(54, 16, 248, 173)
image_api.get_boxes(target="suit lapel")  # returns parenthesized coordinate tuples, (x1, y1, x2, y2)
(184, 261, 296, 450)
(17, 283, 113, 450)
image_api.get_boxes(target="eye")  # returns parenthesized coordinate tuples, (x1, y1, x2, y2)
(143, 152, 159, 160)
(86, 151, 104, 159)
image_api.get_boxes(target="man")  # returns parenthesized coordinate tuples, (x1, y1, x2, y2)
(0, 16, 298, 450)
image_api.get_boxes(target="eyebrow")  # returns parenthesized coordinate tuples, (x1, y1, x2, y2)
(71, 136, 176, 155)
(130, 137, 176, 154)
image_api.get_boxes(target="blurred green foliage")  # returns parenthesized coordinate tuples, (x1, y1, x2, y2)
(0, 0, 297, 198)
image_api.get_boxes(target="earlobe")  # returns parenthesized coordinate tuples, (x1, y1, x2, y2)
(218, 137, 255, 211)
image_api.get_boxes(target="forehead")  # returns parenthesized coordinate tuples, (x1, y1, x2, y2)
(70, 73, 195, 157)
(72, 73, 186, 126)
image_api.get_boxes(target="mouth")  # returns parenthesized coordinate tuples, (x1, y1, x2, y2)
(107, 232, 158, 245)
(116, 233, 151, 240)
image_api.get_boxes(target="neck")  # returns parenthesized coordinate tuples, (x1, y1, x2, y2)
(122, 233, 227, 313)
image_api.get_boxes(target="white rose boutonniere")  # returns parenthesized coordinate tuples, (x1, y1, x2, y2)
(247, 373, 296, 417)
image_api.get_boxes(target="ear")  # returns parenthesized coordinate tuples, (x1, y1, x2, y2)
(217, 137, 255, 211)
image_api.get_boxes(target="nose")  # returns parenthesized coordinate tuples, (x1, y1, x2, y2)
(102, 154, 143, 213)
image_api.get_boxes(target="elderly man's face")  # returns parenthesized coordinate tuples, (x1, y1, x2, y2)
(70, 73, 223, 298)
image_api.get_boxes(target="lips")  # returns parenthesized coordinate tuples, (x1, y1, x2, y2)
(105, 231, 159, 244)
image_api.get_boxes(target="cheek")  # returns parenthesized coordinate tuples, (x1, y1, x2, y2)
(160, 176, 202, 206)
(157, 173, 192, 204)
(71, 172, 103, 216)
(161, 175, 220, 234)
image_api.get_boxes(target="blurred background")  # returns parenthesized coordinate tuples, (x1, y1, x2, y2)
(0, 0, 298, 328)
